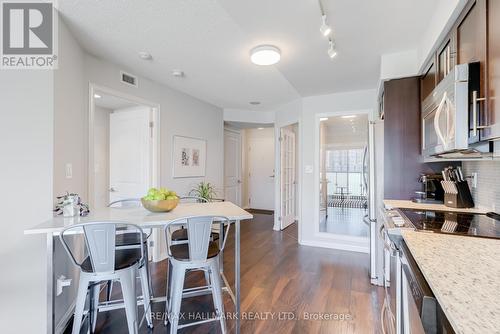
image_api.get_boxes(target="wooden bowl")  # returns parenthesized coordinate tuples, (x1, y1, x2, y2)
(141, 197, 179, 212)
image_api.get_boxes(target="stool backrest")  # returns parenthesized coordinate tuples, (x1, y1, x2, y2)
(165, 216, 230, 262)
(108, 198, 142, 208)
(179, 196, 208, 203)
(59, 221, 145, 273)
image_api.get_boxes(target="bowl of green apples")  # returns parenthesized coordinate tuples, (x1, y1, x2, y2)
(141, 187, 180, 212)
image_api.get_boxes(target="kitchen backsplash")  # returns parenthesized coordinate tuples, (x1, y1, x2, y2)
(462, 160, 500, 212)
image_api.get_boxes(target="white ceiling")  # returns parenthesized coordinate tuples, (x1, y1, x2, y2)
(58, 0, 437, 111)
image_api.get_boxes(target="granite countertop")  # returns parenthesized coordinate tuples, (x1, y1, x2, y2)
(384, 199, 489, 214)
(401, 230, 500, 334)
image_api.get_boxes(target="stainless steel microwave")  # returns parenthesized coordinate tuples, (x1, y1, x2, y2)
(421, 62, 491, 158)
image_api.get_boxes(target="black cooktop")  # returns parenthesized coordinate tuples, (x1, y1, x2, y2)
(400, 209, 500, 239)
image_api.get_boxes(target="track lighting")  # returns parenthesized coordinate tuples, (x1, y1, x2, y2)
(320, 15, 332, 37)
(328, 40, 337, 59)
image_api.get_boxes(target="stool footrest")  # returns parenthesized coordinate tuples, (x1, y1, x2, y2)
(177, 316, 221, 329)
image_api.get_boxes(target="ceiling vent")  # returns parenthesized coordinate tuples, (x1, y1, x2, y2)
(120, 71, 138, 87)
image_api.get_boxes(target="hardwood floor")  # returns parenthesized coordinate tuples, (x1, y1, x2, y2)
(69, 212, 384, 333)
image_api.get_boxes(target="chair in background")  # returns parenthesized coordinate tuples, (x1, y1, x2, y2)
(164, 216, 230, 333)
(59, 222, 153, 334)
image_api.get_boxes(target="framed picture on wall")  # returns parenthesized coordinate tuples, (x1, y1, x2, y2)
(172, 135, 207, 178)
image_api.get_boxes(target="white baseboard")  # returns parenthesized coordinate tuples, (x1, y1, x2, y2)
(299, 239, 369, 253)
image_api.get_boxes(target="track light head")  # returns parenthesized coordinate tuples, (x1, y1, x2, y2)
(320, 15, 332, 37)
(328, 40, 337, 59)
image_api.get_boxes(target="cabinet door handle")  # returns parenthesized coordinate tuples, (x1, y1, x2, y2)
(472, 90, 487, 137)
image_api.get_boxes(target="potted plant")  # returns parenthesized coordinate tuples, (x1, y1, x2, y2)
(189, 181, 217, 202)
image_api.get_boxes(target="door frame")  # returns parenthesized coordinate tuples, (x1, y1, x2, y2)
(223, 127, 242, 206)
(313, 109, 372, 251)
(88, 83, 160, 209)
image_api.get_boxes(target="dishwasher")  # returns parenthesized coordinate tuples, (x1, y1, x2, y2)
(400, 242, 455, 334)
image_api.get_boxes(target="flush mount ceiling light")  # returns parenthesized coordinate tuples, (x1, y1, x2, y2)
(320, 117, 329, 121)
(94, 94, 101, 99)
(257, 127, 265, 130)
(328, 40, 337, 59)
(138, 51, 152, 60)
(320, 15, 332, 37)
(250, 45, 281, 66)
(341, 115, 357, 119)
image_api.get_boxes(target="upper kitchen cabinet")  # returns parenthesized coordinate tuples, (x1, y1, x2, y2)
(437, 36, 456, 83)
(486, 0, 500, 140)
(457, 0, 488, 142)
(421, 59, 437, 101)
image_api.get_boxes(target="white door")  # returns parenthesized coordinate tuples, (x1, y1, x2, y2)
(280, 127, 296, 229)
(224, 129, 241, 205)
(109, 107, 151, 203)
(248, 129, 275, 210)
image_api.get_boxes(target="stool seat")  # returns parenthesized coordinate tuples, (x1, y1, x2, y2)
(170, 241, 220, 261)
(81, 248, 141, 273)
(171, 228, 219, 242)
(115, 232, 149, 247)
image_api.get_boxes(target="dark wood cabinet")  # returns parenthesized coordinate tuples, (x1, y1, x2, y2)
(437, 36, 456, 83)
(457, 0, 488, 139)
(384, 77, 437, 199)
(421, 60, 437, 101)
(485, 0, 500, 140)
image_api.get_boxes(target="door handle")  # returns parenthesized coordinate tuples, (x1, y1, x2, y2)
(269, 175, 275, 178)
(109, 187, 117, 192)
(237, 180, 242, 184)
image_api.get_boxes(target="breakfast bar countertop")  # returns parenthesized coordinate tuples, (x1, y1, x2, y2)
(24, 201, 253, 235)
(383, 199, 489, 214)
(401, 230, 500, 334)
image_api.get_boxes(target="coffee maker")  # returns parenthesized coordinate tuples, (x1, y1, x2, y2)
(413, 173, 445, 204)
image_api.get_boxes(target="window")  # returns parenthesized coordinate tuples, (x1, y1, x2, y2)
(325, 148, 365, 196)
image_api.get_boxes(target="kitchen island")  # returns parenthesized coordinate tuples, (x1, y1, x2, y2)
(25, 201, 253, 334)
(401, 230, 500, 334)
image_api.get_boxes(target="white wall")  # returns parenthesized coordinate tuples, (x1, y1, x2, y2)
(83, 54, 224, 197)
(299, 89, 376, 252)
(223, 108, 275, 124)
(53, 17, 224, 204)
(0, 71, 54, 333)
(93, 106, 111, 209)
(54, 18, 86, 201)
(380, 50, 419, 80)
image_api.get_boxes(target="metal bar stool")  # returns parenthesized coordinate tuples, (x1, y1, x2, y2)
(105, 199, 152, 302)
(59, 221, 153, 334)
(164, 216, 230, 333)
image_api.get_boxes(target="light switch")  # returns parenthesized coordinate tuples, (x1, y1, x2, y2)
(305, 165, 313, 174)
(65, 163, 73, 179)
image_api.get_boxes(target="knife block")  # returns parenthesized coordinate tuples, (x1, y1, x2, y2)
(441, 181, 475, 208)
